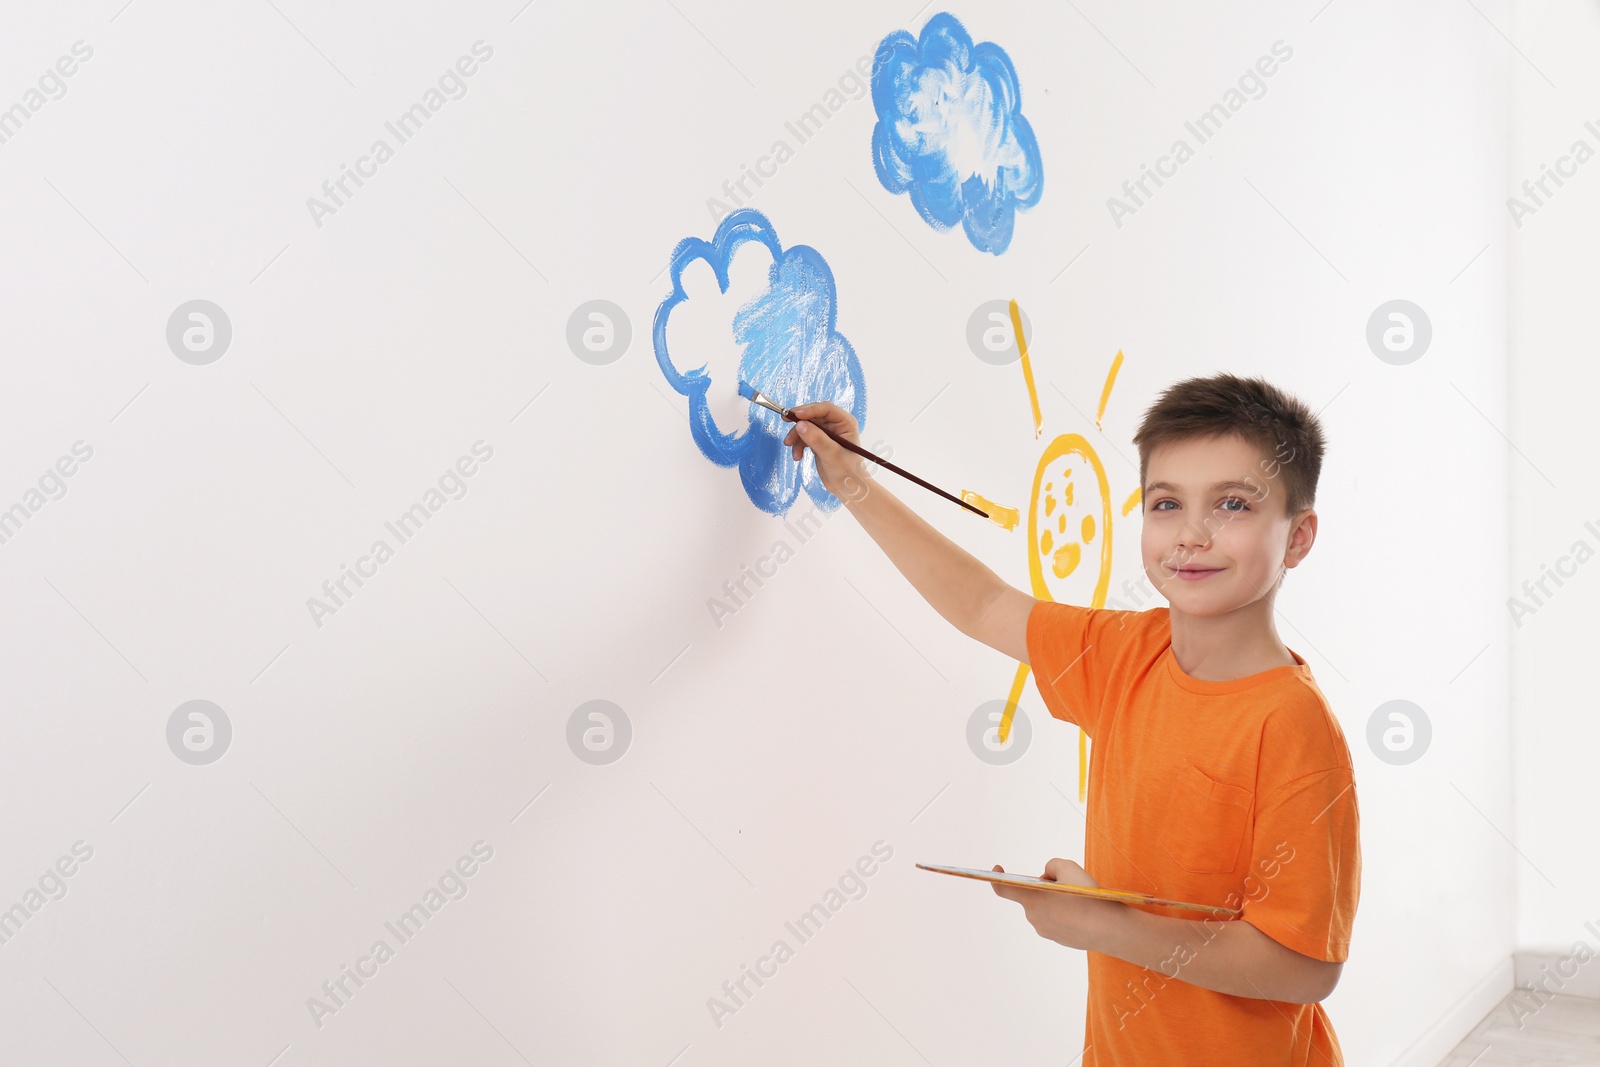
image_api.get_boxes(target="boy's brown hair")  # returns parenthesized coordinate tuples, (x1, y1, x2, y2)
(1131, 372, 1326, 518)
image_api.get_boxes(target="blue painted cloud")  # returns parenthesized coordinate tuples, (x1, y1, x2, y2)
(653, 208, 867, 517)
(871, 12, 1043, 255)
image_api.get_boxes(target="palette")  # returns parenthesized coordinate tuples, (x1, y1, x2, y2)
(917, 863, 1243, 918)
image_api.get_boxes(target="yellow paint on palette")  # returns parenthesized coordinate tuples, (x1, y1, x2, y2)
(1009, 299, 1043, 440)
(961, 490, 1019, 530)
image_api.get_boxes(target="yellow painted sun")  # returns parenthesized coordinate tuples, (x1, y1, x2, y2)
(962, 300, 1141, 802)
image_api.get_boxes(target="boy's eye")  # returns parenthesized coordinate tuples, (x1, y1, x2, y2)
(1150, 498, 1250, 512)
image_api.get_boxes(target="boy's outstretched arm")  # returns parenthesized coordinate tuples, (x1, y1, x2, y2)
(785, 402, 1034, 660)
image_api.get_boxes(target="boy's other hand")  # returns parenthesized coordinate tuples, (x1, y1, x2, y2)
(783, 401, 869, 499)
(990, 860, 1121, 952)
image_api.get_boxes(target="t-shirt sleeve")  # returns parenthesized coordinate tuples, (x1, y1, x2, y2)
(1024, 599, 1145, 738)
(1239, 766, 1361, 964)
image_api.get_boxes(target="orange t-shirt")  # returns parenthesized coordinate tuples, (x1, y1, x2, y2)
(1026, 599, 1361, 1067)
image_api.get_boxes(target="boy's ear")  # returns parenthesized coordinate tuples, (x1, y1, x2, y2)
(1286, 509, 1317, 564)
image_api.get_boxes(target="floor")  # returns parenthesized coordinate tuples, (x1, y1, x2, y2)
(1439, 992, 1600, 1065)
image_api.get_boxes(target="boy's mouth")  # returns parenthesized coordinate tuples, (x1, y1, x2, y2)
(1172, 565, 1224, 581)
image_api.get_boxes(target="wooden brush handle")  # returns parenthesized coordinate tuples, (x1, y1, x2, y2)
(785, 412, 989, 519)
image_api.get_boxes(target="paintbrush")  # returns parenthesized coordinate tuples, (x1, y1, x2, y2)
(739, 381, 989, 519)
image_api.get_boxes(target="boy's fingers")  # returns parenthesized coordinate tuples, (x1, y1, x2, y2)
(797, 422, 842, 455)
(786, 401, 857, 435)
(798, 417, 839, 438)
(791, 401, 838, 421)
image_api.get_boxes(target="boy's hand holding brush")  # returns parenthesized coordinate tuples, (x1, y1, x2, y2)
(782, 401, 873, 502)
(748, 381, 985, 518)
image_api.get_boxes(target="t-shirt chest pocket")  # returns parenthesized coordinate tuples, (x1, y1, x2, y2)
(1158, 760, 1254, 874)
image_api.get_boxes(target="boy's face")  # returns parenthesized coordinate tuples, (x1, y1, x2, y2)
(1140, 434, 1310, 615)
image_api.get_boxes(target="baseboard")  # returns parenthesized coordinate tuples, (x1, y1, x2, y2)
(1387, 957, 1514, 1067)
(1515, 949, 1600, 1000)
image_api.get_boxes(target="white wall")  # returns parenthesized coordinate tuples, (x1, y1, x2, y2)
(0, 1, 1529, 1064)
(1508, 0, 1600, 995)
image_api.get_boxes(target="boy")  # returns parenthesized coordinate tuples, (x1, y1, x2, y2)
(783, 372, 1360, 1066)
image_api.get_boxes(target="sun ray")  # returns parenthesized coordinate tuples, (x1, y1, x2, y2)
(1010, 299, 1043, 439)
(1095, 349, 1124, 429)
